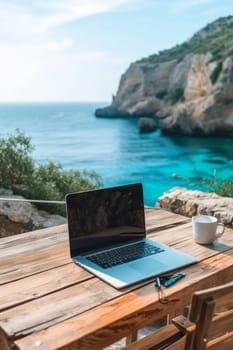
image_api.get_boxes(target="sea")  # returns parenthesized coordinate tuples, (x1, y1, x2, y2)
(0, 101, 232, 207)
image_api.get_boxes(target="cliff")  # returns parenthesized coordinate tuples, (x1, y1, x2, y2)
(95, 16, 233, 136)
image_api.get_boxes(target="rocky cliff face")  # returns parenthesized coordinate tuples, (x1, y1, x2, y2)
(95, 17, 233, 136)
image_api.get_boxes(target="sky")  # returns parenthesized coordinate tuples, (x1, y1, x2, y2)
(0, 0, 232, 103)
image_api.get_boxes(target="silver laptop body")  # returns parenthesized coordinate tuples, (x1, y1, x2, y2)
(66, 183, 197, 289)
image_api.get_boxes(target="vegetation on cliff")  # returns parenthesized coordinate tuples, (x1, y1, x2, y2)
(210, 61, 223, 84)
(0, 130, 102, 215)
(180, 170, 233, 198)
(137, 16, 233, 64)
(201, 172, 233, 197)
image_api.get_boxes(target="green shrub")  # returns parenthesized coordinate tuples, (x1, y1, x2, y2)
(199, 169, 233, 197)
(0, 130, 102, 215)
(167, 85, 184, 104)
(136, 16, 233, 64)
(28, 163, 101, 215)
(210, 61, 223, 84)
(155, 90, 167, 99)
(200, 90, 206, 97)
(178, 169, 233, 197)
(0, 129, 34, 188)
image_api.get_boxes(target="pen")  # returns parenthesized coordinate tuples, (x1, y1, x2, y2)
(155, 277, 169, 304)
(156, 277, 161, 289)
(163, 272, 186, 287)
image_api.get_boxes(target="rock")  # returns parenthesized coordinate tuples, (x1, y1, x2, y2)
(0, 216, 31, 238)
(156, 187, 233, 226)
(159, 55, 233, 136)
(96, 61, 176, 119)
(95, 17, 233, 136)
(0, 193, 66, 237)
(0, 195, 33, 224)
(97, 54, 233, 136)
(138, 117, 157, 132)
(31, 210, 67, 228)
(95, 105, 130, 118)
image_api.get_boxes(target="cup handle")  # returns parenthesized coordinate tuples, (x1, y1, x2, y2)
(216, 223, 225, 238)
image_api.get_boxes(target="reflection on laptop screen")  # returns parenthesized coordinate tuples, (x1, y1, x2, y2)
(66, 183, 146, 256)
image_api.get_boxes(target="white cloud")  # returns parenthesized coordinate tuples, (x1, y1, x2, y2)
(0, 34, 132, 102)
(173, 0, 214, 12)
(0, 0, 149, 102)
(0, 38, 73, 59)
(0, 2, 35, 40)
(0, 0, 149, 41)
(36, 0, 146, 32)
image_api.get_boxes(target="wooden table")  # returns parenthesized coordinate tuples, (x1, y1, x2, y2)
(1, 208, 233, 350)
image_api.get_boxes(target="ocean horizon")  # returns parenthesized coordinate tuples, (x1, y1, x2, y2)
(0, 101, 232, 207)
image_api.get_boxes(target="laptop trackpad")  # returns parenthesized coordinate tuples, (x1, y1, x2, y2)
(129, 258, 168, 275)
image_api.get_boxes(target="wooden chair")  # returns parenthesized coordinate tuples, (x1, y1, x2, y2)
(123, 281, 233, 350)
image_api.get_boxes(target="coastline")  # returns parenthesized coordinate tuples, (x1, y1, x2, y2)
(0, 102, 232, 207)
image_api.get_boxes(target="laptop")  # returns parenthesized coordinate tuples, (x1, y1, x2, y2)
(66, 183, 197, 289)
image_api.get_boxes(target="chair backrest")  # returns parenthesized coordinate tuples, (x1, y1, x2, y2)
(184, 281, 233, 350)
(123, 281, 233, 350)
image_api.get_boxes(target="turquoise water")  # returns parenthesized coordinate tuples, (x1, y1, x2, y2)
(0, 102, 232, 206)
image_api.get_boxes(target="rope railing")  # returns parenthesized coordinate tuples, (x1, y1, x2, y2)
(0, 197, 65, 204)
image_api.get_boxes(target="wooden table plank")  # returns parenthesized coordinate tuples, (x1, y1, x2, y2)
(0, 228, 69, 285)
(0, 263, 93, 312)
(0, 278, 121, 338)
(0, 208, 191, 286)
(145, 208, 189, 232)
(0, 253, 70, 286)
(1, 208, 233, 350)
(149, 222, 233, 259)
(0, 243, 70, 285)
(1, 218, 233, 340)
(0, 227, 67, 258)
(14, 248, 233, 350)
(0, 224, 67, 247)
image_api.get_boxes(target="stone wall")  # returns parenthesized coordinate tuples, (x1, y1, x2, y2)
(156, 187, 233, 226)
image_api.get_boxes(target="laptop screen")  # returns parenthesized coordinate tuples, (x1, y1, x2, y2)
(66, 183, 146, 256)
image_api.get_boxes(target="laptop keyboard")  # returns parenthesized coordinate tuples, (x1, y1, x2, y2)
(87, 241, 164, 269)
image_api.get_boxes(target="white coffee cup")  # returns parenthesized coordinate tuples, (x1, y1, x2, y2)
(192, 215, 225, 244)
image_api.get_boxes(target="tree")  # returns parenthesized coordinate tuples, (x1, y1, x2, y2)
(0, 129, 34, 188)
(0, 130, 102, 215)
